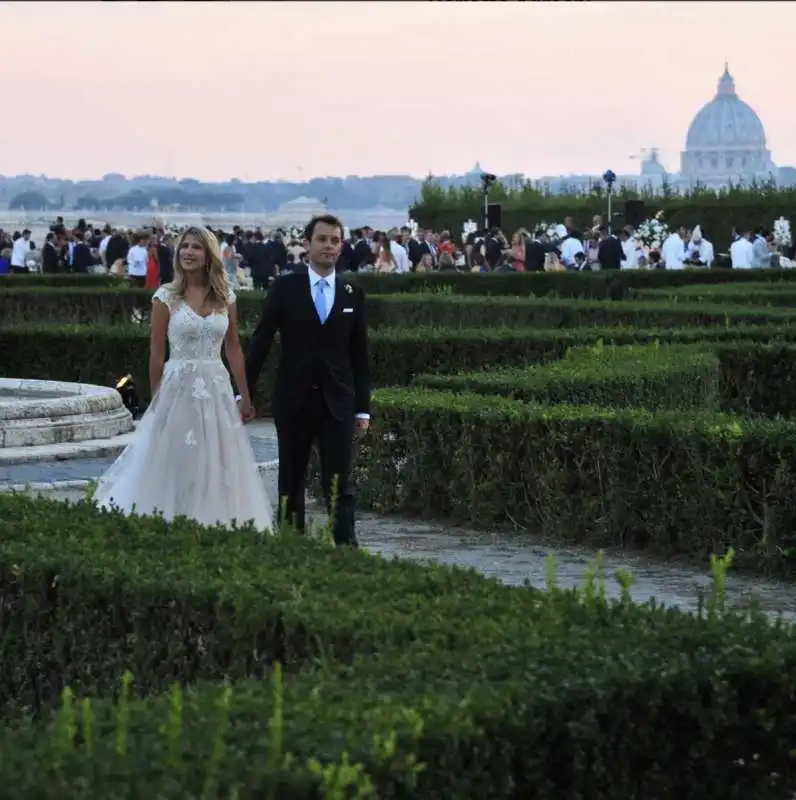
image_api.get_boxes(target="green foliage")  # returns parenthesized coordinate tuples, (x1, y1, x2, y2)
(411, 178, 796, 251)
(635, 281, 796, 307)
(5, 323, 796, 417)
(413, 343, 720, 411)
(8, 286, 796, 330)
(361, 387, 796, 576)
(0, 273, 122, 288)
(1, 494, 796, 797)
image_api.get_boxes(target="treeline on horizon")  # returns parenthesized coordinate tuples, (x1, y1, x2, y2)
(7, 175, 796, 218)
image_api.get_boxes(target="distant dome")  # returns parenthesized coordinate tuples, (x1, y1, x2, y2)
(685, 65, 767, 149)
(466, 162, 485, 178)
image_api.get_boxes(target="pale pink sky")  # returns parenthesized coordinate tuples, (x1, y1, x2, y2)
(4, 1, 791, 182)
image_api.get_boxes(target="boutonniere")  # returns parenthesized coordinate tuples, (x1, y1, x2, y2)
(344, 283, 353, 294)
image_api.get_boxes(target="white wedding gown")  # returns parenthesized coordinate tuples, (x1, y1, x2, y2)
(94, 284, 273, 532)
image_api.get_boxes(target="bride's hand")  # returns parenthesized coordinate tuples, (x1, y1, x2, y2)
(239, 398, 255, 422)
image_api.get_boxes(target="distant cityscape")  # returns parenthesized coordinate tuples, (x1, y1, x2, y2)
(2, 65, 794, 228)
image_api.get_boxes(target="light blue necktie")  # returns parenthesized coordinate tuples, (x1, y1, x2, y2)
(314, 278, 328, 323)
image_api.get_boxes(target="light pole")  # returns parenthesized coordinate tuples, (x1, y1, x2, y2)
(602, 169, 616, 233)
(480, 170, 497, 229)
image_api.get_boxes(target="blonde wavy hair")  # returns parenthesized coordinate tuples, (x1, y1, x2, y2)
(171, 226, 229, 309)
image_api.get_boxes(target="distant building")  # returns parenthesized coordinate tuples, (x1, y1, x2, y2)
(273, 196, 326, 224)
(678, 64, 776, 189)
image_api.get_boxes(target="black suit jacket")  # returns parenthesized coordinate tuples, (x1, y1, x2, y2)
(408, 239, 433, 267)
(264, 239, 288, 272)
(245, 269, 371, 422)
(351, 239, 373, 271)
(246, 241, 274, 280)
(41, 242, 60, 273)
(524, 240, 547, 272)
(598, 236, 625, 270)
(71, 242, 94, 273)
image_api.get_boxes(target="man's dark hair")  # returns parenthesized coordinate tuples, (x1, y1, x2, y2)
(304, 213, 344, 242)
(598, 225, 608, 234)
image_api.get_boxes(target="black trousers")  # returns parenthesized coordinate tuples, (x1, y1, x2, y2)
(276, 387, 356, 547)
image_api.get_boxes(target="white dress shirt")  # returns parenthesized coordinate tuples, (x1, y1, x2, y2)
(11, 237, 30, 267)
(661, 234, 686, 270)
(730, 237, 754, 269)
(126, 244, 148, 277)
(560, 236, 584, 268)
(389, 240, 410, 273)
(308, 265, 369, 421)
(621, 237, 640, 269)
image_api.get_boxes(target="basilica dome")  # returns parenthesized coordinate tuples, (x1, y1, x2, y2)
(679, 65, 775, 188)
(685, 67, 766, 149)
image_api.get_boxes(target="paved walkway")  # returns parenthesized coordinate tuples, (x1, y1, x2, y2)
(3, 419, 796, 617)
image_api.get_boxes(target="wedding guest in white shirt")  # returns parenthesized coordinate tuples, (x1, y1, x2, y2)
(126, 232, 149, 287)
(10, 229, 32, 274)
(730, 229, 754, 268)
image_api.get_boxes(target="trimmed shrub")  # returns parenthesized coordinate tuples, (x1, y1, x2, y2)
(5, 287, 796, 330)
(349, 268, 796, 298)
(0, 273, 122, 288)
(0, 493, 528, 718)
(3, 324, 796, 416)
(413, 343, 720, 411)
(715, 342, 796, 417)
(0, 494, 795, 797)
(360, 388, 796, 576)
(635, 282, 796, 307)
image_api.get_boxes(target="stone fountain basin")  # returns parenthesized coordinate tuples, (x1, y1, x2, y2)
(0, 378, 133, 448)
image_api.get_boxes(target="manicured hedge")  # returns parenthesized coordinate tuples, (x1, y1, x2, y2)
(715, 342, 796, 418)
(1, 493, 795, 797)
(634, 282, 796, 307)
(0, 273, 121, 288)
(0, 493, 525, 718)
(362, 388, 796, 577)
(413, 343, 720, 412)
(4, 324, 796, 416)
(411, 340, 796, 420)
(5, 287, 796, 330)
(349, 268, 796, 298)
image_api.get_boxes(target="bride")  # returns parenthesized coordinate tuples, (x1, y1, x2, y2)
(93, 226, 273, 532)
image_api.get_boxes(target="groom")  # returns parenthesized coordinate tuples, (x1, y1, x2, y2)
(245, 214, 371, 547)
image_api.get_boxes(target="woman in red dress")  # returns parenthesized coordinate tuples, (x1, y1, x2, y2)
(145, 238, 160, 289)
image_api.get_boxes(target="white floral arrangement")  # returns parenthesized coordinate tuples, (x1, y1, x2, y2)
(461, 218, 478, 242)
(635, 210, 669, 251)
(773, 216, 792, 251)
(533, 221, 560, 240)
(285, 225, 304, 242)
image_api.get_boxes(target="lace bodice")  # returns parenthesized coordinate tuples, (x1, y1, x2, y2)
(153, 284, 236, 362)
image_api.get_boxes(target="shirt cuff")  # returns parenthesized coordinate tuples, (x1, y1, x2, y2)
(355, 413, 370, 420)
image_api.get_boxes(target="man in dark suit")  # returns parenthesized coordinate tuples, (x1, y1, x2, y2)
(407, 229, 434, 268)
(245, 214, 371, 547)
(264, 230, 288, 274)
(597, 225, 625, 270)
(351, 228, 373, 271)
(524, 230, 547, 272)
(41, 232, 60, 273)
(247, 231, 275, 289)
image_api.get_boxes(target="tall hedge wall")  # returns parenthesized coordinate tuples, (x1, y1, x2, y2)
(410, 181, 796, 253)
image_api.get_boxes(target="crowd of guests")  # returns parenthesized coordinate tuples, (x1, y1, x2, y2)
(0, 214, 787, 282)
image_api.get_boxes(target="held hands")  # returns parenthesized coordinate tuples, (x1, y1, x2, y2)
(236, 395, 255, 423)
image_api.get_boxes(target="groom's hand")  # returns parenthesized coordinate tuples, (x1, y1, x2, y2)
(354, 418, 370, 438)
